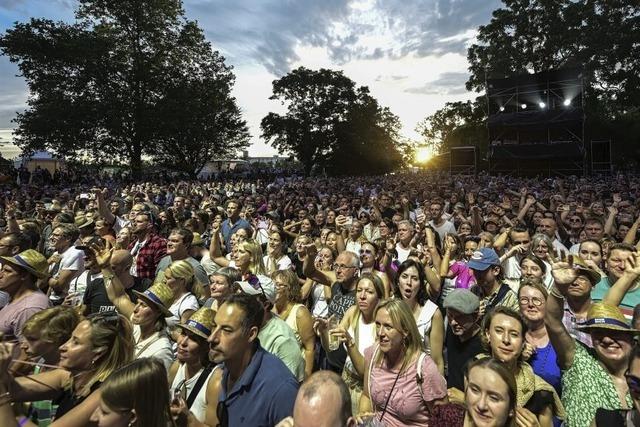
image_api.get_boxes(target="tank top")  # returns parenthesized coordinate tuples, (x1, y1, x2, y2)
(170, 363, 205, 403)
(283, 304, 305, 348)
(416, 300, 439, 353)
(343, 313, 376, 377)
(310, 282, 329, 317)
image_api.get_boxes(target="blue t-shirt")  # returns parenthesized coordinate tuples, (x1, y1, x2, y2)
(218, 344, 298, 426)
(592, 276, 640, 321)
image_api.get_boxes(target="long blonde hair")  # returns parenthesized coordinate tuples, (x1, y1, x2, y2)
(374, 299, 424, 372)
(166, 259, 203, 300)
(239, 239, 267, 275)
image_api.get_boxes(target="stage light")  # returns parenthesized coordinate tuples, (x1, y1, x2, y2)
(499, 106, 505, 112)
(563, 99, 571, 106)
(521, 104, 527, 109)
(538, 102, 546, 108)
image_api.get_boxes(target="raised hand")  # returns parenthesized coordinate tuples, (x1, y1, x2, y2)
(551, 253, 577, 288)
(90, 239, 112, 270)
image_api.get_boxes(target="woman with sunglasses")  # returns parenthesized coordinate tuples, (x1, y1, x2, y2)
(359, 241, 391, 298)
(394, 259, 445, 374)
(90, 358, 173, 427)
(168, 308, 216, 423)
(358, 299, 447, 426)
(0, 312, 134, 427)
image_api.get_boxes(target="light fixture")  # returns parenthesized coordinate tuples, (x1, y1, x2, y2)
(563, 99, 571, 106)
(538, 102, 546, 108)
(499, 106, 505, 112)
(521, 104, 527, 109)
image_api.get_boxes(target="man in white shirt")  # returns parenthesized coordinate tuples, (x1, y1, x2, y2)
(47, 223, 84, 305)
(428, 201, 457, 243)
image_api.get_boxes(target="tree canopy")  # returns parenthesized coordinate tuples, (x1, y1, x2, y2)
(0, 0, 249, 177)
(261, 67, 404, 176)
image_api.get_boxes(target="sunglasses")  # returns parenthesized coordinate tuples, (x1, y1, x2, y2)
(359, 249, 374, 255)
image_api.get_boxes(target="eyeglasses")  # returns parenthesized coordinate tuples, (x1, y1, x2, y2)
(518, 296, 544, 307)
(625, 372, 640, 395)
(359, 249, 374, 255)
(569, 218, 582, 223)
(332, 264, 357, 271)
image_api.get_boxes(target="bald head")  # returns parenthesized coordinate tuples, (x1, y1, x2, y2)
(110, 249, 133, 275)
(292, 371, 355, 427)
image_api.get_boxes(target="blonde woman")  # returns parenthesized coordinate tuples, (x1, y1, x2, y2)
(359, 299, 447, 426)
(163, 260, 200, 329)
(0, 313, 134, 427)
(272, 269, 315, 378)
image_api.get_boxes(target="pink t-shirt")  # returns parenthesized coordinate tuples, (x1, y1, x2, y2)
(449, 261, 476, 289)
(365, 345, 447, 427)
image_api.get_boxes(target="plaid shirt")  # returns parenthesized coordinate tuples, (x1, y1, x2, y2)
(128, 233, 167, 280)
(562, 301, 592, 348)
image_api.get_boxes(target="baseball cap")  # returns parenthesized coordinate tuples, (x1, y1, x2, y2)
(467, 248, 501, 271)
(236, 275, 276, 304)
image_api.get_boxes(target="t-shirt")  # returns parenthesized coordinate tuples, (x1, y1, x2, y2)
(258, 316, 305, 381)
(428, 219, 457, 243)
(49, 246, 85, 303)
(82, 276, 116, 315)
(365, 346, 447, 427)
(592, 276, 640, 321)
(328, 282, 356, 321)
(263, 254, 292, 275)
(449, 261, 475, 289)
(444, 328, 483, 390)
(0, 291, 50, 341)
(562, 341, 633, 427)
(166, 293, 200, 329)
(132, 324, 174, 371)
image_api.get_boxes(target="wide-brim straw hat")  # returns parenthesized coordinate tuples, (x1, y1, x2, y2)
(177, 307, 215, 340)
(133, 282, 174, 318)
(572, 256, 601, 285)
(576, 302, 640, 334)
(0, 249, 49, 279)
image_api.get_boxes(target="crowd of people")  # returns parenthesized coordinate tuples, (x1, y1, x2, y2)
(0, 170, 639, 426)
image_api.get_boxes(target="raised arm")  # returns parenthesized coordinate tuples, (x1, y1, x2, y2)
(93, 187, 116, 226)
(623, 215, 640, 245)
(302, 243, 335, 287)
(93, 243, 135, 318)
(603, 252, 640, 307)
(545, 257, 578, 370)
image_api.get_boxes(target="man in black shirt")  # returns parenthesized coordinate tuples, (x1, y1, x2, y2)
(443, 289, 483, 401)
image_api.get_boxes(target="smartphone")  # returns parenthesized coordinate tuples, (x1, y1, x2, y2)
(344, 216, 353, 227)
(415, 208, 424, 217)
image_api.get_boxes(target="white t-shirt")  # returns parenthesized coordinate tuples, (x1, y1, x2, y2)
(416, 300, 439, 353)
(49, 246, 85, 303)
(263, 254, 293, 274)
(167, 293, 200, 329)
(132, 324, 174, 371)
(428, 219, 457, 243)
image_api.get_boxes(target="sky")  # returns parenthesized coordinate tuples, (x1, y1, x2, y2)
(0, 0, 503, 159)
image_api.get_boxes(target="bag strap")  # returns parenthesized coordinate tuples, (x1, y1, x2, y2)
(186, 364, 214, 408)
(415, 352, 427, 407)
(367, 346, 378, 411)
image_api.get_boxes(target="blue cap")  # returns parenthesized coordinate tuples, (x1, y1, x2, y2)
(467, 248, 501, 271)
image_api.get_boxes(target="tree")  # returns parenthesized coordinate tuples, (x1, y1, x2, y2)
(0, 0, 249, 176)
(467, 0, 640, 117)
(416, 100, 487, 156)
(261, 67, 404, 175)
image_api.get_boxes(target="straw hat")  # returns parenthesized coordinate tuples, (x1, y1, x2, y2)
(571, 256, 601, 285)
(74, 215, 94, 229)
(576, 302, 640, 334)
(0, 249, 49, 279)
(177, 307, 215, 339)
(133, 282, 175, 317)
(191, 232, 205, 247)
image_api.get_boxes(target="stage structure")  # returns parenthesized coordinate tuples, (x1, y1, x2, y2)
(486, 68, 586, 176)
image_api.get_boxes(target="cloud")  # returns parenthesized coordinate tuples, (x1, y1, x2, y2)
(405, 72, 470, 95)
(0, 58, 28, 128)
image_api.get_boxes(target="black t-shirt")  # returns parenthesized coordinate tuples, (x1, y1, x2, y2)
(83, 275, 143, 315)
(445, 327, 483, 390)
(328, 282, 356, 321)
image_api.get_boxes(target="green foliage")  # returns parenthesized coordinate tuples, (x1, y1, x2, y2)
(0, 0, 249, 176)
(261, 67, 404, 176)
(467, 0, 640, 117)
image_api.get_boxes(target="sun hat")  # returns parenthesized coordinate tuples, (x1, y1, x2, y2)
(191, 232, 205, 247)
(133, 281, 175, 317)
(177, 307, 215, 340)
(571, 256, 601, 286)
(576, 302, 640, 334)
(236, 274, 276, 304)
(443, 289, 480, 314)
(0, 249, 49, 279)
(467, 248, 501, 271)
